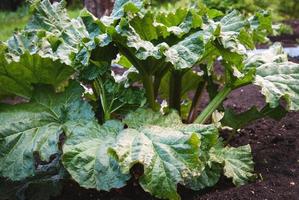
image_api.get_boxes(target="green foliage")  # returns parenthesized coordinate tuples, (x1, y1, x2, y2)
(1, 0, 299, 200)
(0, 5, 81, 41)
(0, 7, 29, 41)
(62, 120, 130, 191)
(0, 82, 94, 180)
(203, 0, 299, 20)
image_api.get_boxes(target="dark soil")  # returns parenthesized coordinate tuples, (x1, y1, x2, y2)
(52, 84, 299, 200)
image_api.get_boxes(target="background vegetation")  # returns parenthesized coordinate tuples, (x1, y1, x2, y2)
(0, 0, 298, 41)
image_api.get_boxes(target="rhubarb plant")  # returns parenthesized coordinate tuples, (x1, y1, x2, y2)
(1, 0, 299, 200)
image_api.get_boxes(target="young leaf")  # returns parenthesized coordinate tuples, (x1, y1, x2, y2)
(62, 120, 130, 191)
(104, 78, 146, 115)
(0, 82, 94, 181)
(90, 67, 146, 120)
(210, 144, 256, 186)
(221, 105, 287, 130)
(249, 10, 273, 43)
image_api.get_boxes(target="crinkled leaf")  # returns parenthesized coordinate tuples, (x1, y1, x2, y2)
(101, 0, 143, 26)
(110, 18, 168, 74)
(256, 62, 299, 110)
(0, 82, 94, 180)
(245, 43, 299, 110)
(27, 0, 88, 65)
(62, 120, 130, 191)
(110, 126, 202, 200)
(75, 10, 118, 68)
(26, 0, 114, 68)
(6, 30, 55, 61)
(210, 144, 256, 186)
(210, 10, 248, 66)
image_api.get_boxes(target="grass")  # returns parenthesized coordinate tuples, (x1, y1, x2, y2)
(0, 7, 81, 41)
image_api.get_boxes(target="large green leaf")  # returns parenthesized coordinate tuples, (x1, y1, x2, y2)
(62, 120, 130, 191)
(110, 126, 202, 200)
(0, 82, 94, 181)
(210, 144, 256, 186)
(26, 0, 114, 68)
(118, 109, 226, 198)
(0, 43, 74, 99)
(245, 43, 299, 110)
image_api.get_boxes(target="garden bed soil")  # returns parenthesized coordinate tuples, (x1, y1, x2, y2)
(52, 84, 299, 200)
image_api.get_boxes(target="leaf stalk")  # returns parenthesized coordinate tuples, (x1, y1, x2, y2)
(195, 86, 232, 124)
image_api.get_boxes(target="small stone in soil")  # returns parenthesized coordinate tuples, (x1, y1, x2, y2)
(290, 182, 295, 186)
